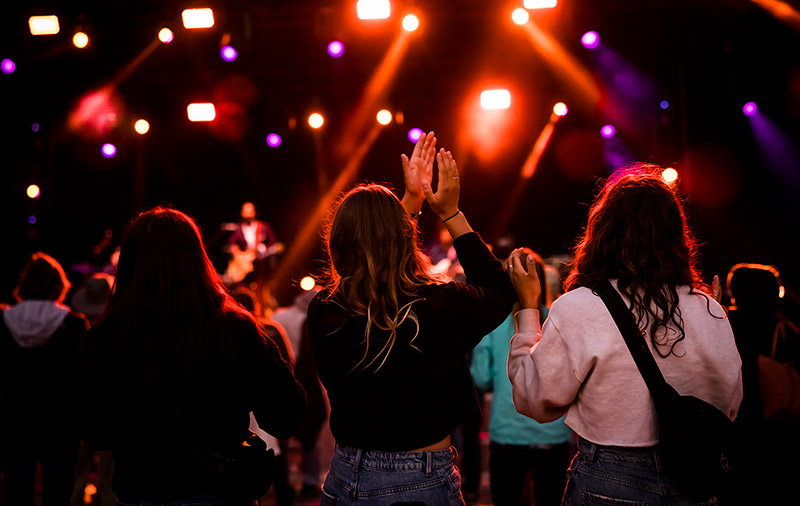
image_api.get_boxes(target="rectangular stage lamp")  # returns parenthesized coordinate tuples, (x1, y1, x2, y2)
(187, 103, 216, 122)
(182, 8, 215, 29)
(29, 15, 60, 35)
(480, 89, 511, 110)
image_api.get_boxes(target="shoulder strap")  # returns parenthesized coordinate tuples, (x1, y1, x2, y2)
(594, 279, 679, 406)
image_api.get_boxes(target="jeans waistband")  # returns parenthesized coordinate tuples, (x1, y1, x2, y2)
(334, 445, 457, 476)
(578, 437, 661, 470)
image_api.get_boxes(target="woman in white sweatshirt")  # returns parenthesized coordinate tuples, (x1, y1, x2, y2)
(506, 165, 742, 505)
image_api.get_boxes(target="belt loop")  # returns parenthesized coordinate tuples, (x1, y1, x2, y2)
(425, 451, 432, 477)
(584, 439, 597, 464)
(353, 448, 363, 474)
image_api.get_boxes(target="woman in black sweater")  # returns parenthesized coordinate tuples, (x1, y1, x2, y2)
(77, 207, 306, 505)
(308, 132, 516, 505)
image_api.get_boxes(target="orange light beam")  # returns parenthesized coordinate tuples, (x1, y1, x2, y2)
(108, 38, 161, 88)
(752, 0, 800, 32)
(522, 21, 601, 108)
(269, 123, 383, 292)
(337, 30, 412, 157)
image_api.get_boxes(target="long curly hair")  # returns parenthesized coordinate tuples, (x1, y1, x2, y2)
(565, 164, 712, 357)
(322, 184, 440, 372)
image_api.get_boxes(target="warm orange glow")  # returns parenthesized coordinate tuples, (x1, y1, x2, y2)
(26, 184, 41, 199)
(521, 21, 601, 108)
(524, 0, 558, 8)
(376, 109, 392, 125)
(522, 120, 557, 179)
(134, 119, 150, 134)
(662, 167, 679, 184)
(158, 28, 174, 43)
(308, 113, 325, 129)
(68, 87, 121, 137)
(752, 0, 800, 32)
(28, 16, 60, 35)
(481, 89, 511, 110)
(357, 0, 391, 20)
(553, 102, 568, 117)
(182, 8, 215, 29)
(402, 14, 420, 31)
(72, 32, 89, 48)
(300, 276, 316, 291)
(187, 103, 216, 122)
(512, 8, 530, 25)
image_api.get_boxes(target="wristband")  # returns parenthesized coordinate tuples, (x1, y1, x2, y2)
(442, 210, 461, 223)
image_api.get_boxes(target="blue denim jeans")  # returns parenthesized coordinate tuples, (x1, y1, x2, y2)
(117, 493, 255, 506)
(561, 438, 717, 505)
(320, 445, 466, 506)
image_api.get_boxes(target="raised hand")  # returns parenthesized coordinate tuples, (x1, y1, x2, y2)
(507, 248, 541, 310)
(712, 275, 722, 304)
(422, 148, 460, 219)
(401, 131, 437, 209)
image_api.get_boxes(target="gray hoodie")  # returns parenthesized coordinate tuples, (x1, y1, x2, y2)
(2, 300, 70, 348)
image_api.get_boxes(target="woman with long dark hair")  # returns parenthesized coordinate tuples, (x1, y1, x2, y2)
(507, 165, 743, 505)
(307, 132, 516, 505)
(77, 207, 306, 506)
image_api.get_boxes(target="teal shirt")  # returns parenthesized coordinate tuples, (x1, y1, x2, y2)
(470, 311, 573, 446)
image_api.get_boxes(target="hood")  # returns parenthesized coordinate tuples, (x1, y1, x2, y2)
(3, 300, 71, 348)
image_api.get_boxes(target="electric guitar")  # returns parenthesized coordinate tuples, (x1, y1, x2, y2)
(224, 242, 285, 285)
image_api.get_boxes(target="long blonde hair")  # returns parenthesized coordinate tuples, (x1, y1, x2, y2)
(322, 184, 440, 372)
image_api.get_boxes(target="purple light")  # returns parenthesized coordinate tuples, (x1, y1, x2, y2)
(408, 128, 423, 143)
(327, 40, 345, 58)
(601, 124, 616, 138)
(31, 123, 40, 132)
(743, 102, 757, 116)
(266, 133, 282, 147)
(28, 215, 37, 225)
(101, 143, 117, 158)
(660, 100, 670, 110)
(1, 58, 15, 74)
(581, 31, 599, 49)
(220, 45, 237, 62)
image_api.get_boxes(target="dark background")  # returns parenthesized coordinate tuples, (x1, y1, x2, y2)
(2, 0, 799, 312)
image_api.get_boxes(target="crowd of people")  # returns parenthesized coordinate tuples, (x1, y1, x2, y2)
(1, 130, 798, 506)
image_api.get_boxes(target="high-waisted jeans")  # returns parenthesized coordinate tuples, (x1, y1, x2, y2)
(320, 445, 466, 506)
(561, 438, 717, 505)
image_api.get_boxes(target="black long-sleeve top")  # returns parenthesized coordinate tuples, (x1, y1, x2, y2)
(77, 312, 306, 502)
(307, 232, 516, 451)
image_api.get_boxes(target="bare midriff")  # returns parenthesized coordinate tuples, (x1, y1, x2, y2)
(409, 435, 451, 452)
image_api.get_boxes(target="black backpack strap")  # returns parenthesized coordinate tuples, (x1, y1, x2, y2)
(594, 279, 678, 406)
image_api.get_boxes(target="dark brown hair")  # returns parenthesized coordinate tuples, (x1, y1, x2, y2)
(14, 252, 71, 303)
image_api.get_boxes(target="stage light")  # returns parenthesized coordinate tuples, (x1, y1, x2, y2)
(187, 103, 216, 122)
(662, 167, 679, 184)
(376, 109, 392, 125)
(327, 40, 345, 57)
(357, 0, 391, 20)
(266, 133, 282, 147)
(101, 143, 117, 158)
(28, 215, 37, 225)
(601, 124, 615, 138)
(31, 123, 40, 132)
(402, 14, 420, 31)
(743, 101, 758, 116)
(553, 102, 568, 117)
(512, 8, 530, 25)
(300, 276, 316, 291)
(524, 0, 558, 8)
(308, 113, 324, 129)
(72, 32, 89, 48)
(182, 8, 215, 29)
(660, 100, 670, 110)
(1, 59, 15, 74)
(26, 184, 41, 199)
(480, 89, 511, 110)
(134, 119, 150, 135)
(29, 16, 60, 36)
(408, 128, 423, 142)
(158, 28, 174, 43)
(220, 45, 237, 61)
(581, 31, 599, 49)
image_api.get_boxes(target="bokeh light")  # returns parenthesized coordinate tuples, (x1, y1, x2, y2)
(158, 28, 174, 43)
(187, 103, 216, 122)
(72, 32, 89, 48)
(308, 113, 324, 129)
(31, 123, 40, 132)
(220, 45, 237, 62)
(601, 124, 615, 138)
(182, 8, 215, 29)
(28, 16, 60, 36)
(662, 167, 679, 184)
(101, 143, 117, 158)
(266, 133, 282, 147)
(408, 128, 423, 143)
(512, 8, 530, 25)
(300, 276, 316, 291)
(26, 184, 41, 199)
(524, 0, 558, 7)
(1, 59, 15, 74)
(660, 100, 670, 110)
(480, 89, 511, 110)
(134, 119, 150, 135)
(743, 101, 758, 116)
(376, 109, 393, 125)
(581, 31, 599, 49)
(357, 0, 391, 20)
(553, 102, 569, 117)
(28, 215, 37, 225)
(327, 40, 345, 58)
(402, 14, 420, 32)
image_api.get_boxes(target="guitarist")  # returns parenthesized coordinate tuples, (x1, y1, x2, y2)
(223, 202, 284, 302)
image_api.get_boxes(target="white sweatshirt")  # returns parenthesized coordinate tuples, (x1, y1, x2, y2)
(508, 281, 743, 447)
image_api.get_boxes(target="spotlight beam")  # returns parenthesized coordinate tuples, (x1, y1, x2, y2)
(521, 21, 601, 108)
(752, 0, 800, 32)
